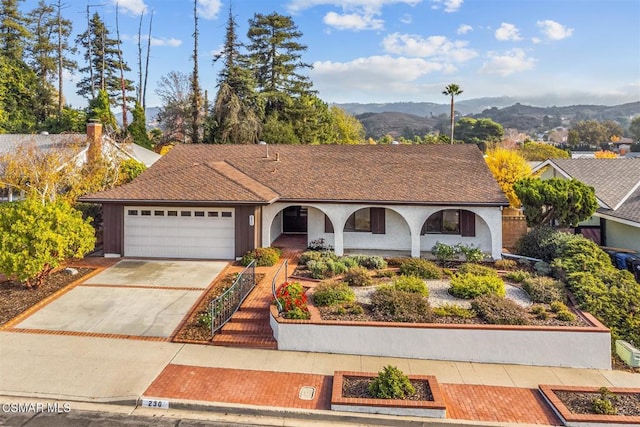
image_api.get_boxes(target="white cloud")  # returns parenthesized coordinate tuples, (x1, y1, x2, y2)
(311, 55, 455, 102)
(495, 23, 522, 41)
(382, 33, 477, 62)
(430, 0, 463, 13)
(150, 37, 182, 47)
(480, 48, 535, 76)
(457, 24, 472, 35)
(197, 0, 222, 20)
(323, 11, 384, 30)
(531, 37, 541, 44)
(537, 20, 574, 40)
(287, 0, 422, 14)
(114, 0, 147, 16)
(400, 14, 413, 24)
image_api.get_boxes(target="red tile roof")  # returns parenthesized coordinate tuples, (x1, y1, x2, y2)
(81, 144, 508, 206)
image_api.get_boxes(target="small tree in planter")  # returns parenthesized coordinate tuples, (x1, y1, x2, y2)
(368, 365, 415, 399)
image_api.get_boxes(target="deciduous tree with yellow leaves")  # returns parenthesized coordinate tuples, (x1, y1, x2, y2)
(485, 148, 534, 208)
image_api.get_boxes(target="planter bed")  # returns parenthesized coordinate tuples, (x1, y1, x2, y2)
(331, 371, 446, 418)
(539, 385, 640, 426)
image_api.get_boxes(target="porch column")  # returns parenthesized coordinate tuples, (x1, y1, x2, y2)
(410, 230, 421, 258)
(334, 230, 344, 256)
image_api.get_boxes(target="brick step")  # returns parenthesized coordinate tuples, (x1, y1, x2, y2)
(212, 333, 277, 350)
(220, 322, 272, 335)
(231, 310, 270, 322)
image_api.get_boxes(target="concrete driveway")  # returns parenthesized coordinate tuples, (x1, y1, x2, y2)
(13, 259, 227, 338)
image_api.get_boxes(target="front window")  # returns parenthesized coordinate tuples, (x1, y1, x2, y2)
(423, 210, 460, 234)
(345, 209, 371, 232)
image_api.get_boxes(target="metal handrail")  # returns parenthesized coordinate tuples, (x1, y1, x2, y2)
(210, 260, 256, 336)
(272, 259, 289, 313)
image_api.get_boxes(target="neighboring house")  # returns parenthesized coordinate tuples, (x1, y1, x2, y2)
(80, 144, 509, 260)
(533, 158, 640, 252)
(0, 123, 160, 201)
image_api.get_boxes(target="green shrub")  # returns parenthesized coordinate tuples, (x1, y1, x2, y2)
(338, 256, 359, 269)
(197, 311, 212, 327)
(350, 255, 388, 270)
(471, 294, 530, 325)
(534, 261, 552, 276)
(549, 300, 568, 313)
(592, 387, 618, 415)
(495, 259, 518, 270)
(433, 303, 476, 319)
(431, 242, 459, 264)
(566, 268, 640, 345)
(399, 258, 442, 279)
(307, 259, 348, 279)
(368, 365, 415, 399)
(313, 281, 355, 306)
(239, 247, 282, 267)
(299, 250, 336, 266)
(522, 276, 566, 304)
(457, 263, 498, 277)
(456, 244, 484, 263)
(370, 287, 432, 323)
(556, 309, 576, 322)
(530, 304, 549, 320)
(551, 234, 612, 276)
(449, 273, 506, 299)
(504, 270, 531, 283)
(343, 266, 372, 287)
(392, 275, 429, 297)
(515, 226, 572, 262)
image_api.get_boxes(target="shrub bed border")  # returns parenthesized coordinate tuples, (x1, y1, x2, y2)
(331, 371, 446, 418)
(539, 385, 640, 426)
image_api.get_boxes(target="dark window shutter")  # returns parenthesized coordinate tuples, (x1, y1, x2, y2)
(371, 208, 386, 234)
(324, 214, 334, 233)
(460, 210, 476, 237)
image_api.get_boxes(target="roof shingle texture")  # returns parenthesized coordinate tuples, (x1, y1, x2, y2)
(548, 158, 640, 209)
(82, 144, 508, 206)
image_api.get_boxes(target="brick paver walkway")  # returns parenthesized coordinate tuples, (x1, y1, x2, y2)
(442, 384, 561, 425)
(145, 364, 332, 410)
(144, 364, 564, 425)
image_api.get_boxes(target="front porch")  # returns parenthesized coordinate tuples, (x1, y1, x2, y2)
(262, 202, 504, 260)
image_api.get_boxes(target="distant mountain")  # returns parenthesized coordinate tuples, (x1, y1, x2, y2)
(336, 97, 640, 116)
(350, 101, 640, 139)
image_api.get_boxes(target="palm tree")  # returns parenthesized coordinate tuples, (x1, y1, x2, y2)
(442, 83, 463, 144)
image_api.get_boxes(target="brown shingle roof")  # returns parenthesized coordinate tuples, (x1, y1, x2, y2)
(81, 144, 508, 206)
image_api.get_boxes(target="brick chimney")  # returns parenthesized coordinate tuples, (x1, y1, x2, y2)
(86, 121, 103, 162)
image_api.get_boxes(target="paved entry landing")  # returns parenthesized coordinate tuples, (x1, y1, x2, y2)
(11, 259, 228, 339)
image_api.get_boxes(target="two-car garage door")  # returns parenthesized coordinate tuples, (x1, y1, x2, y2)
(124, 206, 235, 259)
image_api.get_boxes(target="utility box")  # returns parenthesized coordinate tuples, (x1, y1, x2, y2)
(615, 340, 640, 367)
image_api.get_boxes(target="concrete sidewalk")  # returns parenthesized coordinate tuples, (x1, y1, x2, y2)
(1, 331, 638, 426)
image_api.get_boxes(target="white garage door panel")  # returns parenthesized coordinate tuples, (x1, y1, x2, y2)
(124, 207, 235, 259)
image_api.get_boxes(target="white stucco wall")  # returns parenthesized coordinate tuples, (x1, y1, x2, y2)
(603, 219, 640, 253)
(269, 210, 283, 245)
(262, 202, 503, 259)
(270, 316, 611, 369)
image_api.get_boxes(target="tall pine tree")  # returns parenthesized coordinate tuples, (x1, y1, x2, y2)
(209, 5, 262, 144)
(76, 12, 133, 109)
(0, 0, 30, 62)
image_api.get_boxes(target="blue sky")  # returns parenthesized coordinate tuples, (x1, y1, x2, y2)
(22, 0, 640, 108)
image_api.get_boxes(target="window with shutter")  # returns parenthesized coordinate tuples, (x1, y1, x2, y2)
(371, 208, 386, 234)
(324, 214, 334, 233)
(460, 210, 476, 237)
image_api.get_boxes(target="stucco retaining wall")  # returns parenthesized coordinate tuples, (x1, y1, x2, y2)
(270, 307, 611, 369)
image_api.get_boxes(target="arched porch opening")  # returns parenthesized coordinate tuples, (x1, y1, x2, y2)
(419, 208, 493, 255)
